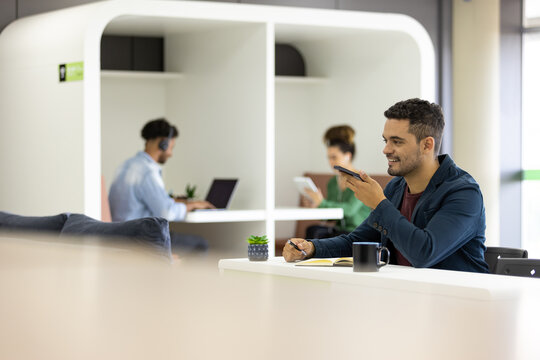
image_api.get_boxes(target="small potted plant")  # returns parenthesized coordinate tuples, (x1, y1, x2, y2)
(247, 235, 269, 261)
(185, 184, 197, 200)
(172, 183, 197, 201)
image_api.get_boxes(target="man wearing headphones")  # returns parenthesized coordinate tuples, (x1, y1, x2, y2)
(109, 118, 214, 252)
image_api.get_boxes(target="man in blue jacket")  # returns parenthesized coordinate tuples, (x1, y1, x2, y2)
(284, 98, 489, 273)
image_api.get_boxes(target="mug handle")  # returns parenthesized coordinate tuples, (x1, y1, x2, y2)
(377, 246, 390, 268)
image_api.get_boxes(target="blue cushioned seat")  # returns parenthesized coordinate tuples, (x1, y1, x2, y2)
(60, 214, 172, 259)
(0, 211, 68, 233)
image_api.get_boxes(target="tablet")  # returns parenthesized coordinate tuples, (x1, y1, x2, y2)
(293, 177, 318, 197)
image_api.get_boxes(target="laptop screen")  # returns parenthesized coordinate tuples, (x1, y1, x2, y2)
(205, 179, 238, 209)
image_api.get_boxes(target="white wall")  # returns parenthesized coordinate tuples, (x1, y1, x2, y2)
(101, 78, 167, 190)
(164, 24, 268, 210)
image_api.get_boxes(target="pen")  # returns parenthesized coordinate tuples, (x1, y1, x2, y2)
(287, 239, 307, 256)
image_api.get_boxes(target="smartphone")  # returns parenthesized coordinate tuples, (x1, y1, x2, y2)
(333, 165, 365, 182)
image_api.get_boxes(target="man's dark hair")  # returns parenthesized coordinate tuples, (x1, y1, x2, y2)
(141, 118, 179, 141)
(383, 98, 445, 155)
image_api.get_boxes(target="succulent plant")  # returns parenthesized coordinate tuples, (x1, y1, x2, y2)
(246, 235, 268, 245)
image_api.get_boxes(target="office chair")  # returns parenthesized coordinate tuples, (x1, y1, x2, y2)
(495, 258, 540, 278)
(484, 246, 528, 274)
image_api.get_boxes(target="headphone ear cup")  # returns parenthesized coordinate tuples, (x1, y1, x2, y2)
(158, 139, 169, 151)
(159, 126, 174, 151)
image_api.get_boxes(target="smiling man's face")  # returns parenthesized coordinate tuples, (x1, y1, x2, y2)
(382, 119, 423, 177)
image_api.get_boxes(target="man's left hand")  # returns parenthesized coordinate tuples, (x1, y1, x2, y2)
(343, 171, 386, 209)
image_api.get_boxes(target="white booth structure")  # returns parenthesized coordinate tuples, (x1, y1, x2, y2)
(0, 0, 435, 255)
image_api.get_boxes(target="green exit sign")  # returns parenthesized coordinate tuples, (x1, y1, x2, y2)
(59, 61, 84, 82)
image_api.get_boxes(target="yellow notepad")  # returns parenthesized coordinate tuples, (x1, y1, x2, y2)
(295, 257, 353, 267)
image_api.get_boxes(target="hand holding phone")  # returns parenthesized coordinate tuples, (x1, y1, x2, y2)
(333, 165, 365, 182)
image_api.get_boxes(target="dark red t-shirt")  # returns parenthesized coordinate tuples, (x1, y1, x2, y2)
(394, 187, 423, 266)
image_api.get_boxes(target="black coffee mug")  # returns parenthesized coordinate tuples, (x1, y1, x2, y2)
(352, 242, 390, 272)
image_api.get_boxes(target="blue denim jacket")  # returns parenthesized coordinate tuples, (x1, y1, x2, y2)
(310, 155, 489, 273)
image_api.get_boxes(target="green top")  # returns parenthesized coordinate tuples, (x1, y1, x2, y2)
(318, 176, 371, 232)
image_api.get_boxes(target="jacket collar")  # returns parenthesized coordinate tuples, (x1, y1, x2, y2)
(428, 154, 453, 189)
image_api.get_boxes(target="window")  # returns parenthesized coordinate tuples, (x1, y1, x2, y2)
(522, 0, 540, 256)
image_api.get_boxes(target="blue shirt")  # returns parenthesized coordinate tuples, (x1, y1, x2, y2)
(310, 155, 489, 273)
(109, 151, 186, 222)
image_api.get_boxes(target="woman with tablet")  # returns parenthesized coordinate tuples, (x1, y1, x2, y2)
(302, 125, 371, 239)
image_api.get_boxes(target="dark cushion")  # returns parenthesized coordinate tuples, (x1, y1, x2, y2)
(59, 214, 172, 259)
(0, 211, 68, 233)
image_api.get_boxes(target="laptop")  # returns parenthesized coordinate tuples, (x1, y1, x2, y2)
(198, 178, 238, 210)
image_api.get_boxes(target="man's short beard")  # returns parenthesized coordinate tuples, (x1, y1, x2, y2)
(157, 154, 168, 164)
(387, 149, 422, 177)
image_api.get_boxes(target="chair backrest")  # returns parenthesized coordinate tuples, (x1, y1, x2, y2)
(294, 172, 393, 238)
(495, 258, 540, 278)
(484, 246, 528, 274)
(0, 211, 68, 233)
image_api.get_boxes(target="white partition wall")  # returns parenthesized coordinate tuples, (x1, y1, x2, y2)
(0, 5, 96, 216)
(0, 0, 434, 256)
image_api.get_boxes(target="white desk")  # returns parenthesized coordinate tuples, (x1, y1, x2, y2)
(273, 207, 344, 221)
(218, 257, 540, 359)
(184, 209, 266, 223)
(219, 257, 539, 301)
(183, 207, 343, 223)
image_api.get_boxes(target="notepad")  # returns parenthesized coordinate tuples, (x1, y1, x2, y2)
(295, 257, 353, 267)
